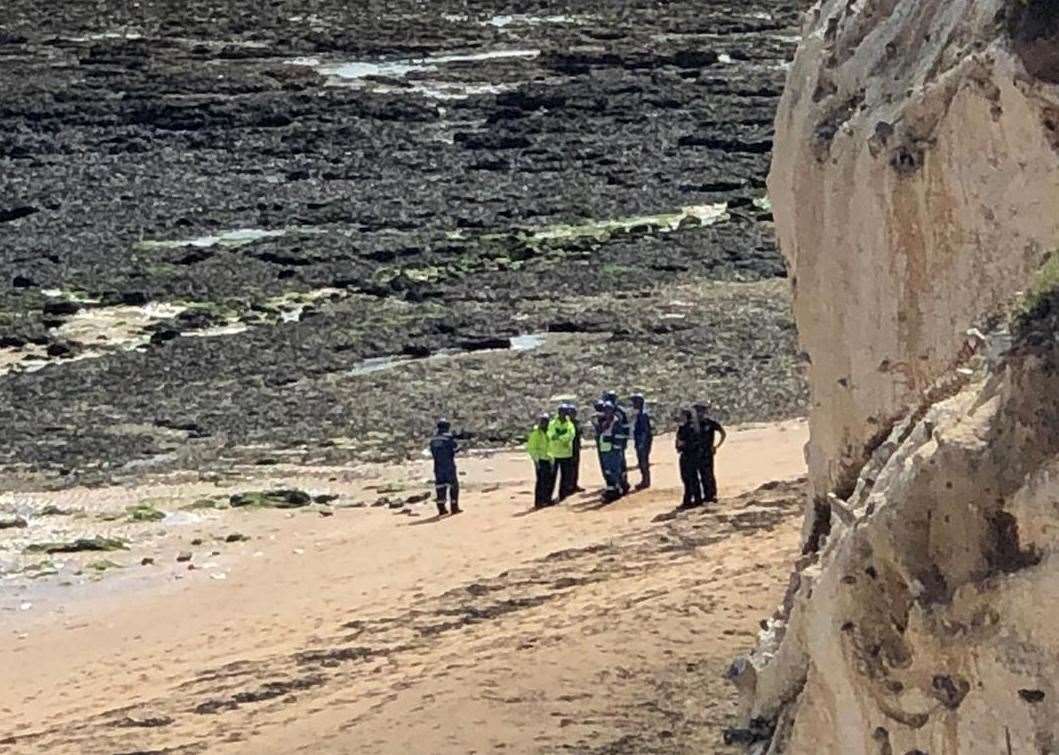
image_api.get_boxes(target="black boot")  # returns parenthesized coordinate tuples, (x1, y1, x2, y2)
(437, 503, 448, 516)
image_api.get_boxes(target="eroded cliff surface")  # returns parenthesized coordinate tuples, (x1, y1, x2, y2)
(735, 0, 1059, 752)
(770, 0, 1059, 520)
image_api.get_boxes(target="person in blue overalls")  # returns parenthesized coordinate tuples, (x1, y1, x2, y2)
(629, 393, 653, 490)
(601, 391, 631, 496)
(429, 419, 460, 515)
(598, 401, 629, 503)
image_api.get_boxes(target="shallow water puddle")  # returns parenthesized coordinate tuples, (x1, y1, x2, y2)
(485, 15, 579, 28)
(524, 202, 729, 242)
(315, 49, 540, 81)
(349, 332, 548, 377)
(135, 228, 289, 251)
(510, 333, 546, 351)
(308, 49, 541, 99)
(394, 81, 514, 101)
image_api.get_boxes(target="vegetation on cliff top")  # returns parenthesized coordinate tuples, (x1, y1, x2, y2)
(1013, 252, 1059, 344)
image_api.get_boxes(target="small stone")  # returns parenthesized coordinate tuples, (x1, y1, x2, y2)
(141, 557, 155, 566)
(190, 538, 203, 546)
(225, 533, 249, 543)
(176, 551, 193, 563)
(42, 300, 80, 317)
(46, 342, 76, 358)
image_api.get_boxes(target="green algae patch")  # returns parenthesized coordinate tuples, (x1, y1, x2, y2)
(85, 559, 124, 572)
(25, 536, 128, 554)
(39, 504, 77, 517)
(183, 497, 230, 511)
(229, 489, 312, 509)
(22, 560, 59, 579)
(127, 504, 167, 522)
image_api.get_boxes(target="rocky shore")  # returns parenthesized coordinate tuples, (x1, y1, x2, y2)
(0, 0, 805, 488)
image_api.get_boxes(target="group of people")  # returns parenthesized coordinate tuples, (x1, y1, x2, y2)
(525, 392, 651, 507)
(428, 393, 726, 516)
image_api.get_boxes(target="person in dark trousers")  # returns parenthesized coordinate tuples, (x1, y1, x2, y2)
(675, 408, 703, 507)
(591, 400, 607, 485)
(527, 413, 553, 508)
(566, 404, 584, 493)
(429, 419, 460, 515)
(548, 407, 577, 501)
(630, 393, 653, 490)
(600, 391, 631, 495)
(693, 402, 727, 503)
(598, 401, 630, 502)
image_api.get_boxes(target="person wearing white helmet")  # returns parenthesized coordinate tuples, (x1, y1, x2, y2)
(547, 406, 577, 501)
(527, 413, 554, 508)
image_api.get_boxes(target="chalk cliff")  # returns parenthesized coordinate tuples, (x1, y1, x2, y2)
(733, 1, 1059, 752)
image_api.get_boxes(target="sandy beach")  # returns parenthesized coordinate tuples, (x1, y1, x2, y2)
(1, 419, 806, 754)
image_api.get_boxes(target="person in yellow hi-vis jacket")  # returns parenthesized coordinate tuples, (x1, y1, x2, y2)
(527, 413, 553, 508)
(547, 408, 577, 502)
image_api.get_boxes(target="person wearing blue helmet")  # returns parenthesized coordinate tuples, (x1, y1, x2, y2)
(629, 393, 653, 489)
(429, 419, 461, 515)
(601, 390, 631, 496)
(598, 401, 629, 502)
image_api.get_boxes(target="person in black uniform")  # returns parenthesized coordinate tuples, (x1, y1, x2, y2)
(693, 402, 726, 503)
(429, 419, 460, 515)
(675, 408, 703, 507)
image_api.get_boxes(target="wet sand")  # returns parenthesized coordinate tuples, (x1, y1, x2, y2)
(1, 419, 806, 754)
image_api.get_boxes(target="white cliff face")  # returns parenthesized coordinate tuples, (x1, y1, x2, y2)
(743, 331, 1059, 754)
(739, 0, 1059, 751)
(769, 0, 1059, 510)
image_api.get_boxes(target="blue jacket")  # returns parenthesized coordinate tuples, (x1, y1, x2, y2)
(632, 409, 653, 448)
(430, 433, 459, 482)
